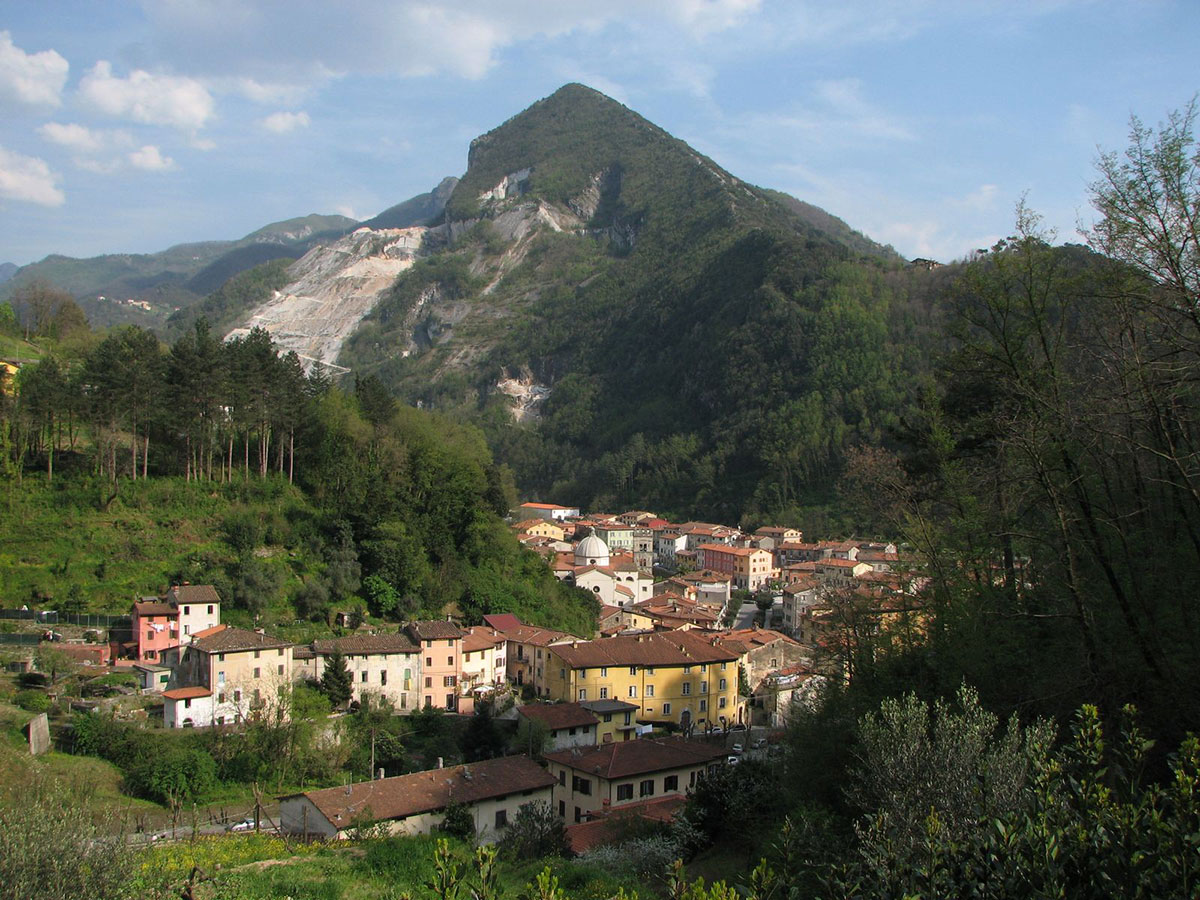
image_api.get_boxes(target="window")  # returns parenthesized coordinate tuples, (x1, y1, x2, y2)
(683, 666, 691, 674)
(426, 640, 433, 648)
(254, 650, 261, 659)
(401, 694, 407, 708)
(682, 682, 691, 695)
(425, 677, 432, 688)
(234, 689, 241, 703)
(218, 692, 226, 704)
(445, 694, 455, 710)
(662, 702, 672, 715)
(639, 779, 654, 797)
(559, 668, 565, 679)
(251, 667, 259, 678)
(646, 667, 655, 675)
(361, 671, 368, 683)
(278, 664, 285, 676)
(617, 783, 634, 801)
(701, 664, 707, 673)
(184, 698, 191, 709)
(447, 656, 453, 666)
(771, 658, 778, 668)
(603, 713, 613, 722)
(600, 667, 607, 677)
(579, 668, 587, 677)
(699, 699, 707, 712)
(629, 666, 637, 675)
(664, 775, 679, 791)
(623, 712, 632, 725)
(146, 630, 154, 641)
(207, 605, 213, 614)
(628, 685, 637, 698)
(578, 689, 587, 701)
(444, 675, 457, 687)
(599, 687, 608, 699)
(380, 670, 387, 685)
(183, 606, 190, 615)
(569, 727, 576, 736)
(494, 809, 507, 829)
(645, 684, 654, 698)
(573, 776, 592, 795)
(426, 657, 433, 667)
(701, 681, 708, 693)
(574, 807, 582, 823)
(218, 671, 225, 685)
(719, 678, 727, 691)
(277, 648, 284, 656)
(559, 770, 566, 785)
(721, 662, 728, 670)
(559, 801, 565, 817)
(719, 697, 727, 709)
(183, 625, 189, 635)
(446, 639, 454, 647)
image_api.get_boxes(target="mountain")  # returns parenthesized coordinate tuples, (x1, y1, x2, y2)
(360, 176, 459, 230)
(0, 213, 359, 330)
(0, 263, 16, 285)
(316, 83, 933, 523)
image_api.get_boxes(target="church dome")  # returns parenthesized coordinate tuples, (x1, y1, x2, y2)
(575, 528, 610, 567)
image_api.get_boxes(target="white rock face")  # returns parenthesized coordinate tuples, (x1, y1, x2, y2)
(226, 227, 426, 371)
(495, 375, 551, 422)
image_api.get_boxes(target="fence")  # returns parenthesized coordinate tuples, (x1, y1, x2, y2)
(0, 610, 131, 628)
(0, 633, 41, 646)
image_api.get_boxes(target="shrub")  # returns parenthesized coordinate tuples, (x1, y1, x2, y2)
(14, 690, 50, 713)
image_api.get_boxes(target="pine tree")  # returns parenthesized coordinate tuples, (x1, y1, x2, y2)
(321, 647, 353, 708)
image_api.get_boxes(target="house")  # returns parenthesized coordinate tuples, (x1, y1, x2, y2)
(406, 620, 466, 713)
(512, 518, 567, 542)
(492, 620, 575, 694)
(564, 531, 653, 608)
(305, 632, 422, 712)
(132, 598, 179, 663)
(697, 544, 777, 592)
(543, 737, 727, 823)
(716, 627, 808, 692)
(461, 626, 507, 696)
(132, 662, 171, 691)
(162, 625, 293, 728)
(579, 698, 640, 743)
(565, 796, 686, 855)
(751, 666, 824, 728)
(629, 594, 719, 631)
(781, 576, 821, 635)
(165, 584, 221, 642)
(516, 702, 600, 751)
(279, 756, 556, 841)
(516, 502, 580, 522)
(545, 630, 743, 730)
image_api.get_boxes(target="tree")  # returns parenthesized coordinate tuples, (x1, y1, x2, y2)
(321, 647, 353, 708)
(462, 705, 505, 762)
(496, 800, 567, 860)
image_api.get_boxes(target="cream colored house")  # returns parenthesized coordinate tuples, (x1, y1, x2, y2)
(279, 756, 555, 841)
(163, 625, 293, 727)
(462, 626, 507, 695)
(544, 737, 727, 823)
(303, 633, 422, 712)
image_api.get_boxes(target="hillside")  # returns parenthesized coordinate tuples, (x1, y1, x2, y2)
(333, 83, 935, 523)
(0, 213, 358, 331)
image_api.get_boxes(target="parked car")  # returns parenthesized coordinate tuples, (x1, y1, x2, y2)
(731, 742, 744, 754)
(727, 755, 740, 765)
(228, 818, 255, 833)
(752, 738, 768, 750)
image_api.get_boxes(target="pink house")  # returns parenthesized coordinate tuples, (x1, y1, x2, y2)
(132, 598, 179, 663)
(405, 620, 465, 713)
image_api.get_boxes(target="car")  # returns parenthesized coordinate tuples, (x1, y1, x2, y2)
(727, 755, 740, 765)
(228, 818, 256, 833)
(752, 738, 768, 750)
(731, 742, 743, 754)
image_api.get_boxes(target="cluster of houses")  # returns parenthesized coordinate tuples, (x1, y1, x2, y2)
(47, 501, 912, 846)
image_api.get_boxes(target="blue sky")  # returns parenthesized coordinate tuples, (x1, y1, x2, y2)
(1, 1, 1196, 267)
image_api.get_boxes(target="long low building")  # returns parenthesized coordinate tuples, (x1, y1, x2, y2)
(278, 755, 556, 842)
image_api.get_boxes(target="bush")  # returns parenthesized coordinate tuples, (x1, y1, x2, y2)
(14, 690, 50, 713)
(497, 800, 567, 860)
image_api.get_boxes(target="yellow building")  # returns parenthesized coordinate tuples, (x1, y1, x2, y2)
(545, 630, 743, 730)
(163, 625, 293, 727)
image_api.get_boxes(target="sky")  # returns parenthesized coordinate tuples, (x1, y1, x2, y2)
(0, 1, 1196, 268)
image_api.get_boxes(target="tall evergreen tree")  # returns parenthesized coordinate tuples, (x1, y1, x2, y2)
(320, 647, 353, 708)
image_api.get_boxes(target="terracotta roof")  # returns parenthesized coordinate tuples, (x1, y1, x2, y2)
(544, 737, 726, 780)
(289, 756, 555, 828)
(566, 796, 686, 854)
(483, 613, 523, 631)
(166, 584, 221, 606)
(517, 702, 600, 731)
(717, 628, 798, 655)
(406, 620, 465, 641)
(697, 543, 770, 558)
(133, 600, 177, 617)
(550, 630, 738, 668)
(312, 633, 419, 655)
(521, 502, 574, 510)
(162, 686, 212, 700)
(192, 626, 291, 654)
(192, 624, 228, 640)
(463, 627, 504, 653)
(818, 558, 864, 569)
(498, 624, 576, 646)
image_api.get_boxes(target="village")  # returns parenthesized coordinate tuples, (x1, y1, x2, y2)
(5, 500, 918, 851)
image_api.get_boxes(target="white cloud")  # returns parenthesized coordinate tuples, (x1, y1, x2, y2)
(78, 61, 214, 131)
(955, 183, 1000, 211)
(129, 145, 175, 171)
(39, 122, 108, 155)
(0, 31, 68, 107)
(262, 110, 310, 133)
(0, 145, 65, 206)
